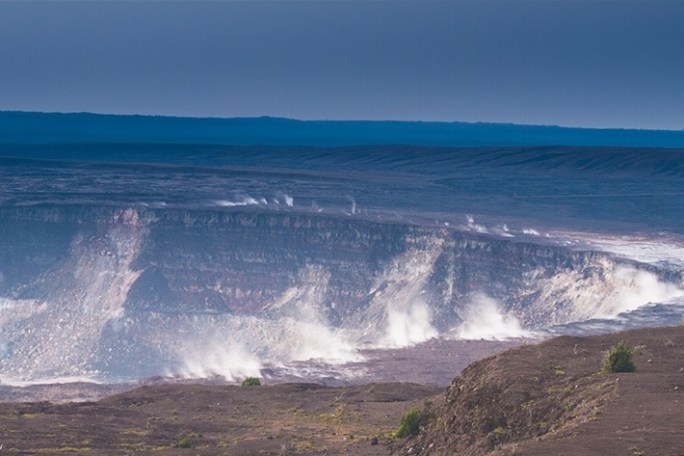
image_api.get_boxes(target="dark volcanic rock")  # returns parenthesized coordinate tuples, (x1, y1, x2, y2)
(0, 382, 441, 456)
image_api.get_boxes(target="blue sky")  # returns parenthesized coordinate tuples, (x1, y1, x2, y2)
(1, 1, 683, 130)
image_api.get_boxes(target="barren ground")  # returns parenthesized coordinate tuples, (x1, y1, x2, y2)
(1, 327, 683, 455)
(0, 382, 439, 455)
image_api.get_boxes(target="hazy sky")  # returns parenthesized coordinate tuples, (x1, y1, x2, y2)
(1, 1, 683, 130)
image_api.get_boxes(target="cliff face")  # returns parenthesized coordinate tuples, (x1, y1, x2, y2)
(0, 205, 680, 381)
(2, 205, 672, 321)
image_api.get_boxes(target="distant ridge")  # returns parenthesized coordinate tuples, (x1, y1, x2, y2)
(1, 111, 684, 148)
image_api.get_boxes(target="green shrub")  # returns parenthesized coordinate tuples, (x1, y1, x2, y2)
(177, 437, 192, 448)
(241, 376, 261, 386)
(394, 405, 436, 438)
(603, 341, 635, 373)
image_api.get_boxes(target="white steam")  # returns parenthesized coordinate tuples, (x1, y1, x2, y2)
(214, 196, 261, 207)
(179, 343, 262, 381)
(581, 234, 684, 268)
(261, 265, 361, 363)
(363, 236, 443, 348)
(171, 314, 361, 381)
(465, 215, 488, 233)
(494, 224, 515, 238)
(602, 266, 684, 317)
(527, 260, 684, 325)
(213, 192, 295, 208)
(381, 299, 438, 348)
(347, 196, 358, 214)
(0, 208, 146, 382)
(275, 192, 294, 207)
(455, 294, 533, 340)
(273, 319, 360, 364)
(172, 265, 362, 381)
(0, 375, 103, 388)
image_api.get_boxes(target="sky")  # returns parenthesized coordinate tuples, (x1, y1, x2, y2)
(0, 1, 683, 130)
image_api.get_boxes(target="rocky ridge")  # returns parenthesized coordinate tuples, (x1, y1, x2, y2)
(406, 325, 684, 456)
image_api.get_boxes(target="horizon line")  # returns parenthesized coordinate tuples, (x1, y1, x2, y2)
(3, 110, 682, 134)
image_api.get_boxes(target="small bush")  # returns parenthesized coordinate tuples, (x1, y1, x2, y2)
(241, 376, 261, 386)
(492, 426, 508, 436)
(394, 405, 436, 438)
(603, 341, 635, 373)
(177, 437, 192, 448)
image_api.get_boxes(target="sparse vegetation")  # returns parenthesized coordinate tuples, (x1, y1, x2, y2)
(551, 364, 565, 376)
(492, 426, 508, 436)
(177, 437, 192, 448)
(602, 341, 635, 373)
(241, 377, 262, 386)
(490, 426, 509, 444)
(394, 403, 436, 438)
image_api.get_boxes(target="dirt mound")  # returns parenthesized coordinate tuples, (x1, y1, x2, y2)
(405, 325, 684, 456)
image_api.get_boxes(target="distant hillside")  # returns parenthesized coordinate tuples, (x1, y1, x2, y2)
(2, 111, 684, 148)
